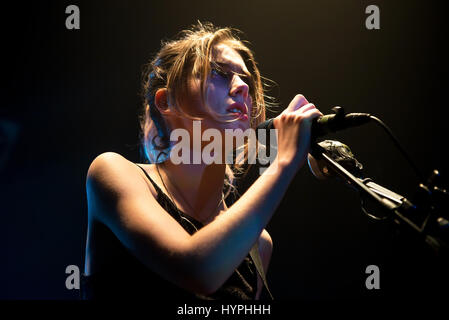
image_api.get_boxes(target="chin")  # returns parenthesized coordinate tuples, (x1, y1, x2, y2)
(206, 117, 248, 132)
(226, 120, 250, 132)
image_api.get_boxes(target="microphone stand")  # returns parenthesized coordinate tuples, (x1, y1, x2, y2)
(310, 143, 449, 257)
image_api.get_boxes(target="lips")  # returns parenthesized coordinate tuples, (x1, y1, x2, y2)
(226, 103, 248, 120)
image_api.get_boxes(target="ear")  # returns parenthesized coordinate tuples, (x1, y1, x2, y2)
(154, 88, 173, 115)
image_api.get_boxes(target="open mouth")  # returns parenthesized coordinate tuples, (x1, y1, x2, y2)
(226, 103, 248, 120)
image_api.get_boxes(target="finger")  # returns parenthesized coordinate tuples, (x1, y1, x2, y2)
(297, 103, 316, 114)
(286, 94, 309, 112)
(299, 104, 323, 118)
(300, 108, 323, 127)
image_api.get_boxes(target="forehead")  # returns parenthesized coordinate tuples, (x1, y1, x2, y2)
(211, 43, 249, 73)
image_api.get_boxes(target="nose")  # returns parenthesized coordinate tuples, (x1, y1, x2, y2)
(229, 74, 249, 99)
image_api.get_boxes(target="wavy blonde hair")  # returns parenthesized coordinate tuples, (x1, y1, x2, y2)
(139, 21, 275, 196)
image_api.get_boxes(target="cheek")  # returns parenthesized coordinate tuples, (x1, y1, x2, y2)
(248, 96, 253, 114)
(205, 84, 226, 111)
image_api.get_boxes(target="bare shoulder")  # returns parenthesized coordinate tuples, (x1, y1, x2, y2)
(87, 152, 134, 180)
(86, 152, 155, 219)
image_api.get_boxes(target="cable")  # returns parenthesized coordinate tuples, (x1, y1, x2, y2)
(369, 115, 424, 183)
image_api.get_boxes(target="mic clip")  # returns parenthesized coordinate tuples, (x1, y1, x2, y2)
(327, 106, 346, 133)
(331, 106, 345, 119)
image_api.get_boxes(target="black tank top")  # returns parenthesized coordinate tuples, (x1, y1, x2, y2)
(80, 164, 258, 300)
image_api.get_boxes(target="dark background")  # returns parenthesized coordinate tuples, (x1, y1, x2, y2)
(2, 0, 448, 300)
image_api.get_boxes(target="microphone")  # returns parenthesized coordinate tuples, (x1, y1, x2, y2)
(256, 107, 372, 139)
(311, 108, 372, 138)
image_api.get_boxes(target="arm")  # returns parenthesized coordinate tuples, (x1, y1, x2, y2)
(255, 229, 273, 299)
(87, 151, 293, 295)
(87, 94, 320, 295)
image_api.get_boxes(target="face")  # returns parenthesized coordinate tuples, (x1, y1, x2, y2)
(182, 42, 253, 132)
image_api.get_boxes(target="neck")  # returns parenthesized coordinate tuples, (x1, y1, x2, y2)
(157, 160, 227, 224)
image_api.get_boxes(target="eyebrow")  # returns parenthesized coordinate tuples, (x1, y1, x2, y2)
(212, 61, 251, 78)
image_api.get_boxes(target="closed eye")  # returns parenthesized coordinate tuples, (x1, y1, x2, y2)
(234, 72, 250, 84)
(211, 67, 229, 79)
(211, 65, 250, 84)
(210, 62, 254, 95)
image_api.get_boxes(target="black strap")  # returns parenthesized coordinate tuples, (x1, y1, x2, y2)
(135, 164, 164, 195)
(135, 163, 273, 299)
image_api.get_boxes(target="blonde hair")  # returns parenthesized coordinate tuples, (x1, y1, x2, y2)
(139, 21, 276, 196)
